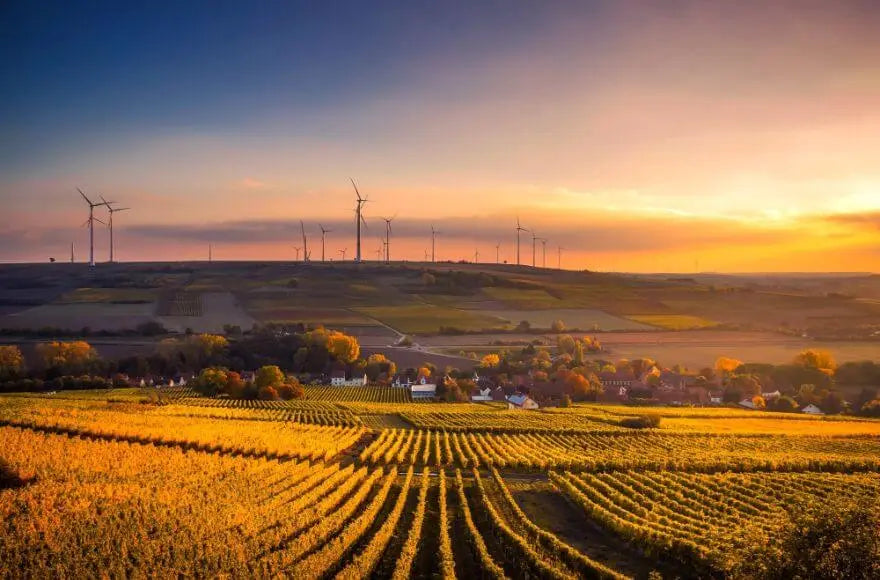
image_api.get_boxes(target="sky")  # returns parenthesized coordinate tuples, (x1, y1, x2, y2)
(1, 0, 878, 272)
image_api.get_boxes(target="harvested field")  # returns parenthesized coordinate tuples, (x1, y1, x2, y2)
(158, 292, 256, 333)
(1, 302, 156, 332)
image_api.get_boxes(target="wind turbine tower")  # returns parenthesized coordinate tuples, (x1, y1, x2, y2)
(557, 246, 564, 269)
(430, 225, 441, 263)
(515, 218, 527, 266)
(70, 242, 75, 264)
(294, 246, 301, 261)
(474, 248, 479, 263)
(103, 197, 129, 263)
(495, 242, 501, 264)
(77, 188, 108, 267)
(319, 224, 331, 262)
(339, 248, 347, 261)
(300, 221, 309, 263)
(382, 216, 394, 263)
(350, 178, 368, 263)
(531, 231, 539, 267)
(540, 238, 548, 268)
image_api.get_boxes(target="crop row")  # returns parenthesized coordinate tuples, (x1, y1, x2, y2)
(359, 428, 880, 472)
(549, 469, 880, 574)
(304, 386, 414, 403)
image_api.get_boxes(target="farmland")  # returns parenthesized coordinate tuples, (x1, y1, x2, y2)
(1, 390, 879, 578)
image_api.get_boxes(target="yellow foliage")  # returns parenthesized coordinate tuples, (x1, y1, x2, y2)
(793, 349, 836, 371)
(35, 341, 96, 369)
(714, 356, 742, 374)
(0, 345, 24, 377)
(480, 354, 500, 368)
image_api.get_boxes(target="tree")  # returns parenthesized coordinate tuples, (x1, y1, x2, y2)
(556, 335, 576, 355)
(365, 353, 397, 382)
(560, 370, 602, 401)
(0, 346, 24, 380)
(558, 394, 572, 408)
(550, 319, 566, 333)
(255, 365, 284, 389)
(751, 395, 766, 409)
(224, 371, 245, 398)
(769, 395, 799, 412)
(821, 391, 845, 415)
(729, 374, 762, 397)
(192, 367, 228, 397)
(794, 349, 837, 372)
(277, 379, 304, 400)
(258, 386, 280, 401)
(860, 399, 880, 417)
(35, 341, 97, 375)
(630, 358, 657, 378)
(715, 356, 743, 375)
(480, 354, 500, 368)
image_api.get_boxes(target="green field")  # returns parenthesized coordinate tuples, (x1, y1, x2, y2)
(626, 314, 718, 329)
(355, 304, 508, 333)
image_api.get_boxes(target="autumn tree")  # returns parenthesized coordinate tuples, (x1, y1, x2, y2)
(277, 378, 304, 400)
(258, 386, 280, 400)
(715, 356, 743, 375)
(192, 367, 228, 397)
(556, 335, 576, 355)
(255, 365, 284, 389)
(224, 371, 245, 398)
(630, 358, 657, 378)
(794, 349, 837, 373)
(365, 353, 397, 382)
(480, 354, 500, 368)
(35, 341, 97, 375)
(550, 319, 566, 333)
(0, 346, 24, 380)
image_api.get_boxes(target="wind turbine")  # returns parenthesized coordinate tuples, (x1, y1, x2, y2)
(431, 225, 441, 263)
(495, 242, 501, 264)
(515, 217, 528, 266)
(300, 220, 309, 263)
(78, 188, 108, 267)
(293, 246, 301, 261)
(474, 248, 480, 263)
(70, 242, 75, 264)
(350, 178, 368, 263)
(319, 224, 331, 262)
(557, 246, 564, 269)
(424, 249, 429, 261)
(339, 248, 347, 261)
(540, 238, 548, 268)
(382, 216, 395, 263)
(208, 244, 213, 263)
(102, 197, 129, 263)
(531, 231, 539, 267)
(375, 246, 383, 261)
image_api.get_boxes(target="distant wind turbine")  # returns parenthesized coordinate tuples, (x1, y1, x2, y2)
(294, 246, 301, 261)
(540, 238, 548, 268)
(474, 248, 479, 263)
(102, 197, 129, 263)
(515, 217, 528, 266)
(77, 188, 108, 267)
(350, 178, 368, 263)
(495, 242, 501, 264)
(319, 224, 331, 262)
(300, 221, 309, 262)
(531, 231, 539, 267)
(375, 246, 383, 261)
(431, 225, 441, 263)
(382, 216, 395, 263)
(339, 248, 347, 261)
(557, 246, 564, 269)
(70, 242, 75, 264)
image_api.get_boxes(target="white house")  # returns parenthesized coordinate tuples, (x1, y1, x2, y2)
(392, 375, 413, 389)
(330, 371, 368, 387)
(738, 398, 758, 410)
(411, 376, 436, 399)
(471, 387, 493, 402)
(507, 393, 539, 410)
(801, 403, 825, 415)
(762, 390, 782, 399)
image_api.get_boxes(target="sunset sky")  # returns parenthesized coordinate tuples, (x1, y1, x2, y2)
(1, 1, 878, 271)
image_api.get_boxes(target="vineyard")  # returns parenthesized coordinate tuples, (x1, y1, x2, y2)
(158, 291, 203, 316)
(1, 392, 879, 578)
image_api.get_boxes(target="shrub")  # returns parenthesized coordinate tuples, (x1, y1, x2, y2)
(860, 399, 880, 417)
(258, 386, 280, 401)
(620, 415, 662, 429)
(276, 381, 304, 400)
(558, 394, 572, 408)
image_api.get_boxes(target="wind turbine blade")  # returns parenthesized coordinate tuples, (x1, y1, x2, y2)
(93, 216, 107, 226)
(350, 178, 362, 200)
(115, 207, 130, 212)
(78, 188, 92, 205)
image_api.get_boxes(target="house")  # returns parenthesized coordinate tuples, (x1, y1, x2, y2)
(410, 376, 436, 399)
(738, 398, 758, 410)
(709, 391, 723, 405)
(392, 375, 413, 388)
(762, 390, 781, 399)
(598, 371, 638, 390)
(801, 403, 825, 415)
(240, 371, 256, 384)
(471, 387, 493, 402)
(330, 371, 368, 387)
(507, 393, 539, 410)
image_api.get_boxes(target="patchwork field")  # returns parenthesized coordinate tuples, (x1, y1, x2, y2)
(625, 314, 717, 330)
(1, 302, 156, 331)
(486, 308, 654, 331)
(1, 391, 878, 578)
(355, 304, 508, 334)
